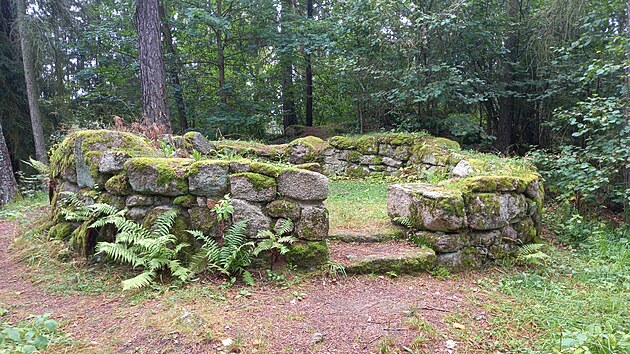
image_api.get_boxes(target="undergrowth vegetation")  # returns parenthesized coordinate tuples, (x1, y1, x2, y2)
(456, 205, 629, 353)
(0, 309, 69, 353)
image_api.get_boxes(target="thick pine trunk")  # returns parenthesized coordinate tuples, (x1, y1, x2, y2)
(496, 0, 519, 153)
(304, 0, 313, 127)
(17, 0, 47, 164)
(137, 0, 171, 131)
(0, 123, 18, 206)
(159, 3, 187, 132)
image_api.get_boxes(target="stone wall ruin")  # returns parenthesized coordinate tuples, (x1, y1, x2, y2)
(48, 129, 543, 272)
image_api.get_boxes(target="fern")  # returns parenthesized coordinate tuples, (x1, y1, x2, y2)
(95, 208, 194, 290)
(189, 220, 255, 281)
(393, 216, 413, 229)
(516, 243, 550, 266)
(252, 219, 295, 269)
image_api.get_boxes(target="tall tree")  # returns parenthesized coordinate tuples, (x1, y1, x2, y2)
(0, 122, 18, 206)
(16, 0, 47, 163)
(304, 0, 313, 127)
(137, 0, 171, 131)
(496, 0, 519, 153)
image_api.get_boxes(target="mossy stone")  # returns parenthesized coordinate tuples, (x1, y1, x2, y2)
(48, 222, 74, 240)
(105, 173, 133, 195)
(125, 157, 191, 196)
(328, 136, 356, 149)
(265, 199, 301, 220)
(249, 161, 284, 178)
(355, 136, 379, 154)
(458, 175, 530, 193)
(173, 195, 197, 207)
(345, 246, 436, 274)
(286, 241, 329, 269)
(230, 172, 276, 191)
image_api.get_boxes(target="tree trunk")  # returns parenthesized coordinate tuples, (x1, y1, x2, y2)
(281, 0, 297, 130)
(0, 122, 18, 206)
(17, 0, 48, 164)
(137, 0, 171, 131)
(159, 3, 187, 132)
(216, 0, 227, 106)
(496, 0, 519, 153)
(304, 0, 313, 127)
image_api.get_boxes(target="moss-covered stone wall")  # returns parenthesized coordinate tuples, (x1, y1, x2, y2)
(50, 130, 330, 268)
(387, 174, 544, 271)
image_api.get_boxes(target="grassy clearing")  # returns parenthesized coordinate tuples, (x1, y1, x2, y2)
(435, 207, 630, 353)
(326, 179, 392, 234)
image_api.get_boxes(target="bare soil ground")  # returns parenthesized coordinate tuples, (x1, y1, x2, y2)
(0, 211, 495, 353)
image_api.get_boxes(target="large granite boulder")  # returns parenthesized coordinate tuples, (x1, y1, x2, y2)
(277, 169, 328, 201)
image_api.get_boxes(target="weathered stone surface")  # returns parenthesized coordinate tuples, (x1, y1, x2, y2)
(508, 217, 537, 244)
(469, 230, 502, 247)
(189, 207, 219, 235)
(322, 156, 348, 175)
(296, 205, 329, 240)
(388, 183, 466, 232)
(229, 173, 276, 202)
(499, 193, 528, 223)
(359, 155, 382, 165)
(265, 199, 301, 220)
(60, 165, 77, 183)
(126, 207, 150, 221)
(525, 179, 543, 199)
(452, 160, 474, 177)
(126, 158, 191, 196)
(466, 193, 505, 230)
(232, 199, 271, 238)
(229, 161, 250, 173)
(436, 248, 483, 271)
(183, 131, 215, 155)
(125, 195, 154, 207)
(277, 169, 328, 201)
(74, 136, 96, 188)
(382, 157, 402, 168)
(188, 161, 229, 197)
(414, 231, 467, 253)
(345, 164, 370, 177)
(99, 151, 129, 173)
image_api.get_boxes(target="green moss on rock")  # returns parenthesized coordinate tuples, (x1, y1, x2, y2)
(173, 195, 197, 207)
(48, 222, 74, 240)
(286, 241, 329, 269)
(249, 161, 284, 178)
(105, 173, 133, 195)
(231, 172, 276, 191)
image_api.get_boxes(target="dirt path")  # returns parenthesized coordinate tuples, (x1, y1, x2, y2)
(0, 215, 489, 353)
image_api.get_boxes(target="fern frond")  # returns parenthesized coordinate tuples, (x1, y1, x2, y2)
(516, 243, 546, 256)
(277, 236, 295, 245)
(150, 209, 178, 238)
(275, 219, 293, 235)
(88, 203, 119, 217)
(393, 216, 413, 228)
(95, 242, 143, 267)
(169, 260, 192, 282)
(24, 157, 50, 175)
(122, 271, 155, 291)
(223, 220, 248, 248)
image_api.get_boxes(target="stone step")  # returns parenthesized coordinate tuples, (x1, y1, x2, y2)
(328, 225, 407, 243)
(327, 240, 436, 275)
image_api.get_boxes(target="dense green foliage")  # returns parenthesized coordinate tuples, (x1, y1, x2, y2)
(0, 310, 67, 353)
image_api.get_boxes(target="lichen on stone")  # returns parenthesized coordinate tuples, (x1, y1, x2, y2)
(286, 241, 329, 269)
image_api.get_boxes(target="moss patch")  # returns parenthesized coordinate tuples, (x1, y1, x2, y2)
(104, 173, 132, 195)
(249, 161, 284, 178)
(48, 222, 74, 240)
(286, 241, 329, 269)
(230, 172, 277, 191)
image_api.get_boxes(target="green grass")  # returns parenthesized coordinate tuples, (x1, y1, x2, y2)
(0, 192, 48, 224)
(326, 179, 391, 234)
(445, 207, 629, 353)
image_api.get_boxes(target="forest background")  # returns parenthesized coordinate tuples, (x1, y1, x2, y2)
(0, 0, 628, 218)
